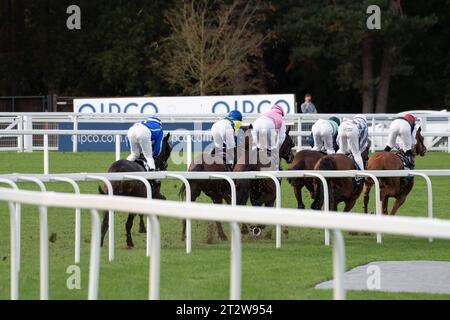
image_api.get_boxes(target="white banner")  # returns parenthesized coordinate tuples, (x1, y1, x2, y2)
(74, 94, 296, 115)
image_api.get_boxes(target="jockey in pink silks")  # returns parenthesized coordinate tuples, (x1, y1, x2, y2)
(251, 105, 286, 169)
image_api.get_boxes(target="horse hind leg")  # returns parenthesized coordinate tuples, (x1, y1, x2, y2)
(138, 215, 146, 233)
(293, 185, 305, 209)
(363, 182, 372, 214)
(126, 214, 136, 248)
(100, 211, 109, 247)
(390, 195, 407, 216)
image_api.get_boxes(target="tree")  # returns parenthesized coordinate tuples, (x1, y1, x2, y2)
(162, 0, 270, 96)
(271, 0, 436, 113)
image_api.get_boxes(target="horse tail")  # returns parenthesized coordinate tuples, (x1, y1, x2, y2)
(288, 159, 306, 186)
(179, 184, 186, 201)
(311, 157, 336, 210)
(98, 185, 107, 195)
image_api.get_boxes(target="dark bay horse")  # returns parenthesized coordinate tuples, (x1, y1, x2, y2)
(179, 127, 252, 244)
(311, 142, 371, 212)
(99, 133, 172, 248)
(234, 126, 295, 237)
(288, 150, 326, 209)
(363, 127, 427, 215)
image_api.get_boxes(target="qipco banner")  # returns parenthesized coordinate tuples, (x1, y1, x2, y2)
(73, 94, 296, 115)
(61, 94, 296, 153)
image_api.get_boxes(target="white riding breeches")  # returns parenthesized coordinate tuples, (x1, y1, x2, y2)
(211, 120, 236, 164)
(337, 123, 364, 170)
(387, 119, 415, 152)
(126, 123, 156, 170)
(312, 119, 335, 154)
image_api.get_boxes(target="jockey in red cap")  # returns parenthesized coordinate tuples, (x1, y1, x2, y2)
(384, 114, 418, 169)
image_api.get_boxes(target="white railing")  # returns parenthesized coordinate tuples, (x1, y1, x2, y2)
(1, 128, 450, 175)
(0, 169, 446, 266)
(2, 111, 450, 153)
(1, 186, 450, 300)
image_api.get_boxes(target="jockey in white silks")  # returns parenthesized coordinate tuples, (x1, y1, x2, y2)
(311, 116, 340, 154)
(337, 114, 369, 171)
(210, 110, 243, 168)
(126, 116, 164, 171)
(251, 105, 286, 170)
(384, 114, 418, 169)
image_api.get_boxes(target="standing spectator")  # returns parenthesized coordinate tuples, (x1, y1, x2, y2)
(300, 94, 317, 113)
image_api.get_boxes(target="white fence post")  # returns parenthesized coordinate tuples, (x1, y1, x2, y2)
(50, 177, 81, 264)
(115, 135, 121, 161)
(18, 177, 48, 299)
(408, 172, 434, 242)
(149, 214, 161, 300)
(211, 174, 241, 300)
(167, 174, 192, 254)
(304, 173, 330, 246)
(23, 116, 32, 153)
(88, 209, 101, 300)
(87, 176, 114, 262)
(8, 202, 19, 300)
(333, 230, 346, 300)
(43, 134, 49, 174)
(256, 173, 281, 249)
(187, 134, 193, 170)
(72, 115, 78, 153)
(124, 175, 153, 257)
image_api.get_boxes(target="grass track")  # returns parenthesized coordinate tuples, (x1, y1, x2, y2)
(0, 151, 449, 300)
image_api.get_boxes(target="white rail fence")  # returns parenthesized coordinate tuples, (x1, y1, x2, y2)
(1, 111, 450, 154)
(2, 128, 450, 175)
(1, 186, 450, 300)
(0, 169, 447, 274)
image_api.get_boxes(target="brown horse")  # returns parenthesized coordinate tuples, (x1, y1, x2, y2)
(288, 150, 326, 209)
(311, 142, 371, 212)
(179, 127, 252, 244)
(99, 133, 172, 248)
(363, 127, 427, 215)
(234, 126, 295, 237)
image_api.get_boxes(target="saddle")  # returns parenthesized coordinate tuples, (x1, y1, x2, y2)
(134, 159, 152, 172)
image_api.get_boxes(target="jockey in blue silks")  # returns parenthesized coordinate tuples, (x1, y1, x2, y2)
(211, 110, 243, 167)
(126, 116, 163, 171)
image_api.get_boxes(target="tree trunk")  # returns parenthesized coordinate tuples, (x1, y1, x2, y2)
(375, 45, 394, 113)
(375, 0, 403, 113)
(361, 36, 374, 114)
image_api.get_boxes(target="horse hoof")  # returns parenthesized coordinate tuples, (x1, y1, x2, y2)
(126, 245, 134, 250)
(220, 235, 228, 241)
(349, 231, 358, 236)
(139, 228, 146, 234)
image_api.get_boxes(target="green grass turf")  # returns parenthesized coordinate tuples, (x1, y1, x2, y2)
(0, 151, 450, 300)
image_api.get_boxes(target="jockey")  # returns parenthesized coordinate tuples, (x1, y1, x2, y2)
(210, 110, 243, 167)
(384, 114, 418, 169)
(126, 116, 164, 171)
(337, 114, 369, 171)
(311, 116, 340, 154)
(251, 104, 286, 169)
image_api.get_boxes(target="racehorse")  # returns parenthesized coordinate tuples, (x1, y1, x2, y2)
(179, 127, 251, 244)
(288, 150, 326, 209)
(363, 127, 427, 215)
(99, 133, 172, 248)
(311, 141, 371, 212)
(234, 126, 295, 237)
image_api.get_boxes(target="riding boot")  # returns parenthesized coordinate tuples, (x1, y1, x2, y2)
(405, 150, 415, 169)
(384, 146, 392, 152)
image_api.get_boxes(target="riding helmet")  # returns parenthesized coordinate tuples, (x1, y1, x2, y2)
(354, 114, 367, 123)
(405, 114, 416, 123)
(329, 116, 341, 126)
(227, 110, 243, 122)
(271, 104, 285, 117)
